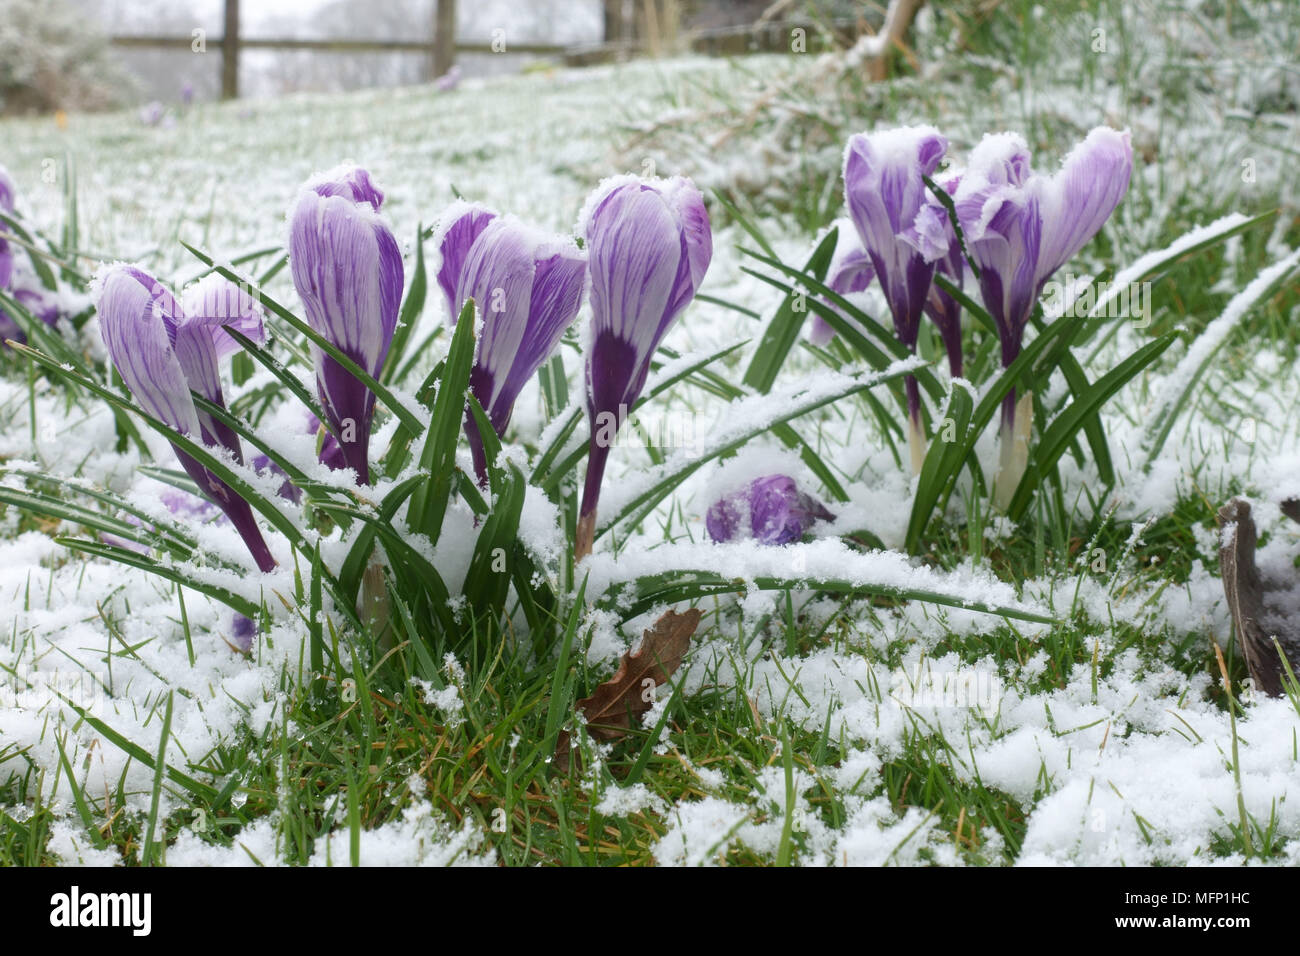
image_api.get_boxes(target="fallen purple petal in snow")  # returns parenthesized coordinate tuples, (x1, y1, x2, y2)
(289, 165, 403, 485)
(706, 474, 835, 545)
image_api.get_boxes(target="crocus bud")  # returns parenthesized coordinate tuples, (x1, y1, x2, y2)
(435, 65, 461, 92)
(437, 208, 586, 482)
(706, 475, 834, 546)
(951, 127, 1132, 507)
(288, 165, 403, 485)
(93, 264, 276, 572)
(576, 174, 712, 559)
(231, 613, 257, 653)
(844, 126, 948, 473)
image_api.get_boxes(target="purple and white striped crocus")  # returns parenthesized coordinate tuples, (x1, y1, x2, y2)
(0, 261, 62, 347)
(288, 165, 403, 486)
(436, 205, 587, 483)
(950, 127, 1132, 506)
(844, 125, 948, 473)
(706, 474, 834, 546)
(93, 264, 276, 572)
(575, 175, 712, 560)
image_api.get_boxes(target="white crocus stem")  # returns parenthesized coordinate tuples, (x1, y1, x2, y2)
(994, 391, 1033, 512)
(907, 416, 927, 476)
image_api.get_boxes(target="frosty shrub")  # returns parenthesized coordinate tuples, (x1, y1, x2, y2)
(0, 0, 136, 114)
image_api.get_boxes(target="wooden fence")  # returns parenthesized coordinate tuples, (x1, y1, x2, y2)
(110, 0, 872, 99)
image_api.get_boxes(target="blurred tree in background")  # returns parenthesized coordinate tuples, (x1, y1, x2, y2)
(0, 0, 136, 114)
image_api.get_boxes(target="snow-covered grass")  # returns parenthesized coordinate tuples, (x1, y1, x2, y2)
(2, 0, 1299, 866)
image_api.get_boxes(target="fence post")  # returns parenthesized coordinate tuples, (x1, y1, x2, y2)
(432, 0, 457, 79)
(604, 0, 623, 42)
(221, 0, 240, 99)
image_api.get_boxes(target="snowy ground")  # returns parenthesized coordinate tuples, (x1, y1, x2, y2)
(2, 2, 1300, 866)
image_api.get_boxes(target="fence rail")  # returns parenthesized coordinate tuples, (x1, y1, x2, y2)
(109, 35, 568, 56)
(109, 3, 874, 99)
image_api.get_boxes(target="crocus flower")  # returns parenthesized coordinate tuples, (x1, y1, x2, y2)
(93, 264, 276, 572)
(435, 65, 461, 92)
(844, 125, 948, 473)
(0, 261, 62, 347)
(231, 613, 257, 653)
(139, 101, 168, 127)
(809, 219, 875, 348)
(902, 170, 964, 378)
(950, 127, 1132, 506)
(288, 165, 403, 485)
(437, 207, 586, 483)
(706, 474, 834, 546)
(576, 174, 712, 559)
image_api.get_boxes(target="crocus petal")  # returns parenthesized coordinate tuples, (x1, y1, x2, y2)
(451, 216, 586, 479)
(289, 169, 403, 484)
(181, 273, 267, 359)
(0, 166, 16, 290)
(844, 126, 947, 347)
(0, 310, 23, 346)
(1, 276, 62, 348)
(498, 246, 585, 427)
(456, 218, 538, 415)
(902, 172, 965, 377)
(93, 265, 201, 436)
(1031, 127, 1133, 282)
(0, 166, 15, 213)
(15, 286, 60, 327)
(811, 221, 875, 347)
(433, 199, 497, 323)
(954, 128, 1132, 443)
(305, 164, 384, 211)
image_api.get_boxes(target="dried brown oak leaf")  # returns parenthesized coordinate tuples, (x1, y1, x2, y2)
(1217, 498, 1300, 697)
(554, 607, 701, 771)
